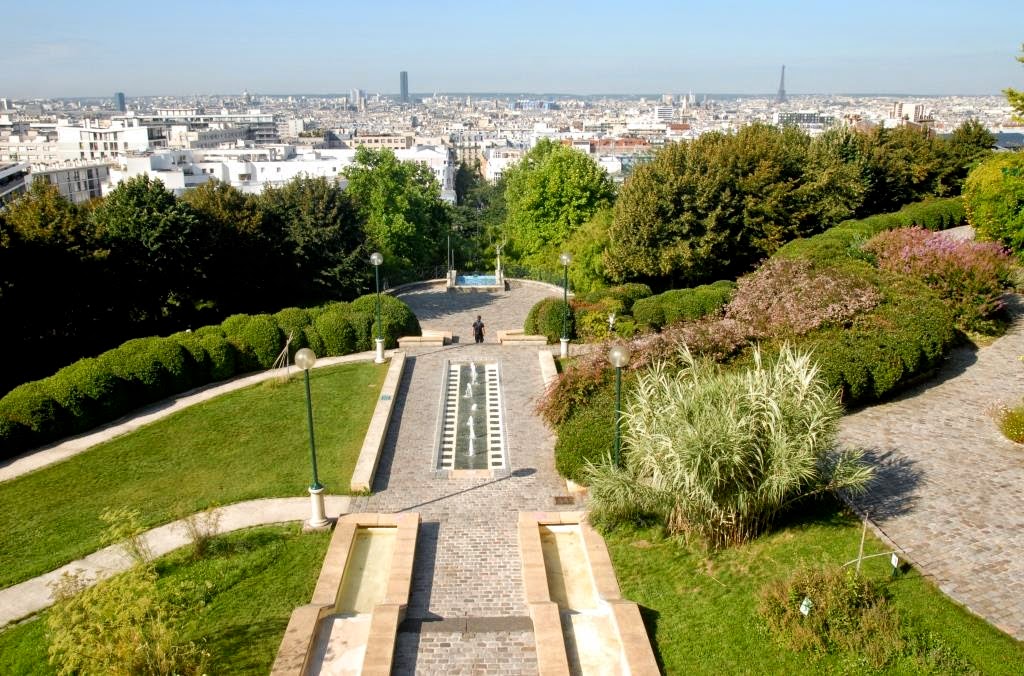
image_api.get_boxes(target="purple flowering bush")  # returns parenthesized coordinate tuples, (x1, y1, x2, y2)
(725, 259, 882, 338)
(863, 227, 1013, 333)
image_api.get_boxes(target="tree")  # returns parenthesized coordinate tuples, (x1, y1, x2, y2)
(92, 175, 205, 327)
(563, 207, 614, 293)
(935, 119, 994, 196)
(605, 124, 850, 287)
(342, 147, 449, 277)
(502, 139, 615, 266)
(1005, 42, 1024, 121)
(963, 152, 1024, 257)
(257, 176, 368, 302)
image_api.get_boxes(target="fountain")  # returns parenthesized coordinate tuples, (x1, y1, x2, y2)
(436, 360, 507, 473)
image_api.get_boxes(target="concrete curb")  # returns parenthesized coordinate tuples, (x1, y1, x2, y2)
(350, 353, 407, 493)
(0, 495, 356, 629)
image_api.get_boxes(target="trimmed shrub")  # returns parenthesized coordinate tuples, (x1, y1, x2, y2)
(632, 281, 736, 330)
(99, 337, 191, 401)
(350, 294, 420, 348)
(273, 307, 312, 354)
(524, 297, 575, 343)
(314, 305, 358, 356)
(0, 416, 31, 458)
(303, 325, 326, 357)
(0, 381, 68, 445)
(347, 309, 376, 352)
(199, 334, 237, 382)
(220, 314, 283, 371)
(47, 358, 126, 432)
(555, 377, 617, 484)
(171, 332, 213, 385)
(584, 283, 653, 312)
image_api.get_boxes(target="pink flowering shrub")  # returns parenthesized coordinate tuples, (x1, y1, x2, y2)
(863, 227, 1013, 333)
(726, 259, 882, 338)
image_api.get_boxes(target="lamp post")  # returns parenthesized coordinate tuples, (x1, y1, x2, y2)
(370, 252, 385, 363)
(295, 348, 328, 528)
(607, 344, 631, 467)
(559, 252, 572, 358)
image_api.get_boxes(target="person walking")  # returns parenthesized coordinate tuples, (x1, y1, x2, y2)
(473, 315, 485, 344)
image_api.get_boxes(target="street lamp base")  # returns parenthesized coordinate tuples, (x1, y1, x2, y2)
(307, 486, 329, 529)
(374, 338, 386, 364)
(559, 338, 569, 358)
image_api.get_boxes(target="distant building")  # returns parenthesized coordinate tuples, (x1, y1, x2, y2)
(773, 110, 835, 132)
(0, 98, 11, 111)
(0, 162, 30, 204)
(480, 147, 524, 182)
(56, 118, 155, 162)
(776, 65, 787, 104)
(891, 102, 925, 123)
(114, 92, 126, 113)
(351, 134, 413, 150)
(654, 106, 673, 122)
(29, 162, 110, 204)
(400, 71, 409, 104)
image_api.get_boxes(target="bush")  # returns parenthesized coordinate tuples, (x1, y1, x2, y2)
(199, 334, 238, 382)
(632, 281, 735, 330)
(998, 403, 1024, 444)
(963, 153, 1024, 256)
(47, 358, 126, 433)
(585, 346, 873, 547)
(808, 276, 956, 405)
(726, 259, 882, 338)
(314, 304, 358, 356)
(583, 283, 653, 312)
(758, 565, 902, 668)
(555, 378, 617, 484)
(273, 307, 312, 354)
(350, 294, 420, 347)
(221, 314, 284, 371)
(524, 297, 575, 343)
(0, 381, 68, 447)
(99, 337, 192, 401)
(864, 226, 1013, 333)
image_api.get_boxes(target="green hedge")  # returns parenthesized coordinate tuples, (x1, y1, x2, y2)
(524, 298, 576, 343)
(775, 197, 965, 266)
(0, 293, 420, 460)
(583, 283, 653, 312)
(632, 280, 737, 330)
(555, 377, 618, 484)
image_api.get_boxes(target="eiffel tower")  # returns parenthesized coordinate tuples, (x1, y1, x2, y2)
(776, 65, 787, 104)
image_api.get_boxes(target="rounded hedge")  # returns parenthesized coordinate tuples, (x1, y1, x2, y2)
(273, 307, 313, 354)
(524, 298, 575, 343)
(632, 281, 736, 330)
(314, 306, 358, 356)
(554, 378, 617, 484)
(199, 334, 238, 382)
(584, 283, 653, 312)
(350, 294, 420, 348)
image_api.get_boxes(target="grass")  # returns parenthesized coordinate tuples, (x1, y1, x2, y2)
(604, 498, 1024, 675)
(0, 524, 330, 674)
(0, 361, 386, 589)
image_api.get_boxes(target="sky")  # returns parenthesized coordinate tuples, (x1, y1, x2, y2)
(4, 0, 1023, 98)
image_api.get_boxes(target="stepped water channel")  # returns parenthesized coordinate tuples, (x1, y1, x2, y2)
(437, 360, 506, 472)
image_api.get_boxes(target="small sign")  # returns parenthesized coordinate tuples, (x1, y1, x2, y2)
(799, 597, 813, 616)
(891, 553, 900, 568)
(380, 394, 392, 401)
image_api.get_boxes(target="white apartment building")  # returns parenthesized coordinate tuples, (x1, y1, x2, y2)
(56, 118, 156, 163)
(105, 144, 457, 202)
(29, 162, 110, 204)
(0, 162, 30, 203)
(481, 147, 524, 182)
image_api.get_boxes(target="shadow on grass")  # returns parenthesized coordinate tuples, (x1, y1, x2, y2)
(637, 605, 666, 673)
(200, 618, 285, 674)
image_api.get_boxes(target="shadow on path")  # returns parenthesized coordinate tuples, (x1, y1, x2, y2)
(854, 449, 924, 520)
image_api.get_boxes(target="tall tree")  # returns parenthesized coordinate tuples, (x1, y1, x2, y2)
(257, 176, 368, 302)
(935, 120, 995, 196)
(342, 147, 449, 278)
(502, 139, 615, 267)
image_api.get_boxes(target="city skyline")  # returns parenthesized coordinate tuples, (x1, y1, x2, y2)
(3, 0, 1023, 98)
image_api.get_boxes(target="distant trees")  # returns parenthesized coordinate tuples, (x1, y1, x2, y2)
(502, 139, 615, 268)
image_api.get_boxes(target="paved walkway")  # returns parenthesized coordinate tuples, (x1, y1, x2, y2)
(839, 294, 1024, 640)
(0, 496, 355, 628)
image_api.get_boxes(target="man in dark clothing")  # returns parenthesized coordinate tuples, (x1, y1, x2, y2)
(473, 316, 485, 344)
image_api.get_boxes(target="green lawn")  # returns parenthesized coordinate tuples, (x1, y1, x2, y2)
(0, 361, 386, 589)
(0, 524, 330, 674)
(605, 499, 1024, 675)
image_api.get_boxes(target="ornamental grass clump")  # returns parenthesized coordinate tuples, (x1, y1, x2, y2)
(726, 259, 882, 338)
(584, 345, 873, 548)
(863, 227, 1013, 333)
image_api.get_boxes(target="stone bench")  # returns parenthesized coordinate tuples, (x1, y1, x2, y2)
(397, 335, 445, 348)
(497, 329, 548, 345)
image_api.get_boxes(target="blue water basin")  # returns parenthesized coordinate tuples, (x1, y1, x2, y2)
(456, 275, 498, 286)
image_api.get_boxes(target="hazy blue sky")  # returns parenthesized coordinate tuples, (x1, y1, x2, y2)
(5, 0, 1023, 98)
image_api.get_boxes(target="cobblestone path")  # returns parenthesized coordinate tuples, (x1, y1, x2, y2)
(839, 295, 1024, 640)
(348, 282, 574, 674)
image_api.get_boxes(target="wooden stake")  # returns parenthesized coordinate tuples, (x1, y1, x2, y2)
(855, 512, 868, 576)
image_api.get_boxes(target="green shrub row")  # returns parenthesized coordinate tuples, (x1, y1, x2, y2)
(632, 280, 737, 330)
(0, 294, 419, 460)
(554, 375, 618, 484)
(524, 298, 576, 343)
(581, 283, 653, 312)
(774, 197, 965, 266)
